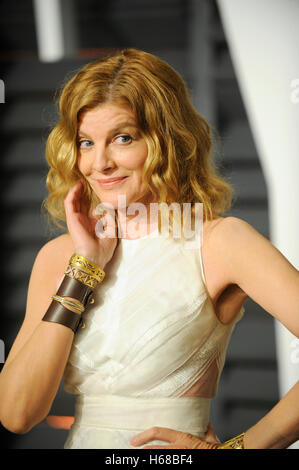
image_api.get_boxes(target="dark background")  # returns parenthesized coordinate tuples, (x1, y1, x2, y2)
(0, 0, 278, 449)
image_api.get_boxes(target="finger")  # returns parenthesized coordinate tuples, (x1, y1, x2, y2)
(88, 209, 101, 233)
(172, 432, 215, 449)
(142, 445, 178, 449)
(65, 181, 92, 229)
(95, 209, 118, 239)
(64, 180, 83, 214)
(46, 415, 74, 430)
(192, 440, 218, 449)
(79, 180, 91, 216)
(72, 180, 89, 215)
(130, 426, 186, 446)
(204, 422, 220, 443)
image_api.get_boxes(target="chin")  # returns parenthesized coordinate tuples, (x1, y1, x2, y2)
(93, 193, 131, 211)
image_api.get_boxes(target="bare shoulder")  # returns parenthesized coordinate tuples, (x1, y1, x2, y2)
(206, 215, 250, 231)
(205, 216, 258, 246)
(202, 215, 233, 245)
(28, 233, 75, 314)
(205, 216, 265, 273)
(201, 216, 235, 300)
(35, 234, 74, 279)
(201, 216, 261, 297)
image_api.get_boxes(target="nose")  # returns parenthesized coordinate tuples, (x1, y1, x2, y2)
(92, 143, 116, 172)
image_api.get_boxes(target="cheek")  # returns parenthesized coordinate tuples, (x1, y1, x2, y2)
(77, 155, 90, 175)
(127, 146, 148, 171)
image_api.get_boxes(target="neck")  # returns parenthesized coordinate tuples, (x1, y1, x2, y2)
(117, 197, 158, 240)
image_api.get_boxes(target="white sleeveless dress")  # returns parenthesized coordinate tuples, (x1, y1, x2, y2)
(63, 226, 244, 449)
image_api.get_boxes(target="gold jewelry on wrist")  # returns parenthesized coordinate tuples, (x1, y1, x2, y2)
(217, 432, 245, 449)
(52, 295, 85, 313)
(41, 273, 97, 334)
(42, 255, 104, 334)
(69, 254, 106, 283)
(65, 265, 99, 289)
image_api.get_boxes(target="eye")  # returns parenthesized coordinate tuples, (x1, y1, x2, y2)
(115, 134, 133, 144)
(76, 139, 93, 148)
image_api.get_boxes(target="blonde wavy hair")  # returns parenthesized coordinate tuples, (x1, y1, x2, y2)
(43, 48, 234, 234)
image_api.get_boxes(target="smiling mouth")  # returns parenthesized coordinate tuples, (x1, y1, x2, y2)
(97, 176, 129, 189)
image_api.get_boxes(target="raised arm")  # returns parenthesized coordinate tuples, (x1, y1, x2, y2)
(0, 181, 118, 434)
(0, 235, 76, 433)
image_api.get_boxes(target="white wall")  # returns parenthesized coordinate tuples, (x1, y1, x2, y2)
(217, 0, 299, 448)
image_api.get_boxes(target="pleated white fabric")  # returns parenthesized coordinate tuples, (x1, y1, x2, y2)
(63, 226, 244, 449)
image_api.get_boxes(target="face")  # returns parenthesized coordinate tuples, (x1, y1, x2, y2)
(77, 104, 153, 212)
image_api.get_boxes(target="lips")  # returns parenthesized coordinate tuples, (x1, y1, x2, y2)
(97, 176, 128, 189)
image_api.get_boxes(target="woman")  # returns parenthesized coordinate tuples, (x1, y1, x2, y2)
(0, 49, 298, 449)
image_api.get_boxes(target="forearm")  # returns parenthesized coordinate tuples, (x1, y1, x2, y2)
(243, 381, 299, 449)
(0, 320, 74, 433)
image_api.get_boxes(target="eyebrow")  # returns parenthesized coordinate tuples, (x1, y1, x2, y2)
(77, 121, 138, 137)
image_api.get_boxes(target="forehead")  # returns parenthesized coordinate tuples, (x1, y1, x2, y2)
(78, 104, 137, 131)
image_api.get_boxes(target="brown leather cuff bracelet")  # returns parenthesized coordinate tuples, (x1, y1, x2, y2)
(42, 301, 84, 334)
(56, 275, 94, 307)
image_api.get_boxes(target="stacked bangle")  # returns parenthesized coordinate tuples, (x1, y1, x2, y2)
(42, 253, 105, 334)
(52, 295, 85, 314)
(217, 432, 245, 449)
(65, 254, 105, 288)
